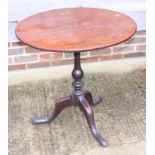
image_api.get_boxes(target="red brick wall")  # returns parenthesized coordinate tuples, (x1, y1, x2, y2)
(8, 30, 146, 71)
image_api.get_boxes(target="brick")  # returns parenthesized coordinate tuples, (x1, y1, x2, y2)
(81, 56, 100, 63)
(64, 52, 88, 58)
(52, 59, 74, 66)
(14, 55, 38, 63)
(8, 64, 26, 71)
(8, 48, 24, 56)
(136, 45, 146, 51)
(40, 53, 63, 61)
(8, 57, 13, 64)
(27, 62, 51, 69)
(89, 48, 111, 55)
(8, 43, 12, 47)
(135, 30, 146, 36)
(64, 53, 73, 58)
(113, 46, 135, 53)
(25, 47, 45, 53)
(124, 37, 146, 44)
(112, 54, 123, 59)
(12, 42, 26, 47)
(100, 54, 122, 61)
(100, 55, 112, 61)
(64, 53, 74, 58)
(124, 52, 145, 58)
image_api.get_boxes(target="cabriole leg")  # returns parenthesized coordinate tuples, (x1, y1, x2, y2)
(78, 95, 108, 147)
(32, 96, 72, 125)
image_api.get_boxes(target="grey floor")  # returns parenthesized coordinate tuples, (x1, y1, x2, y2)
(8, 58, 146, 155)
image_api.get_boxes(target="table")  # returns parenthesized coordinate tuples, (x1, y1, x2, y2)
(15, 7, 136, 147)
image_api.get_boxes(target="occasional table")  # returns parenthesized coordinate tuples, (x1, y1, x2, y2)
(15, 7, 136, 147)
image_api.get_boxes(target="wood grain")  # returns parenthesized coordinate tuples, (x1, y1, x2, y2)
(15, 7, 136, 52)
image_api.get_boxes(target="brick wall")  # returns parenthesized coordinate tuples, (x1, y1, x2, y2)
(8, 30, 146, 71)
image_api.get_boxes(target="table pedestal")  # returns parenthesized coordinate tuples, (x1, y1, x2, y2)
(32, 52, 108, 147)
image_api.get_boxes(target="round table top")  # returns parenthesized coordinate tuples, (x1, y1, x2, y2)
(15, 7, 136, 52)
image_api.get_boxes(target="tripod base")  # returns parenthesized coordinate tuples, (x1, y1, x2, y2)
(32, 90, 108, 147)
(32, 52, 108, 147)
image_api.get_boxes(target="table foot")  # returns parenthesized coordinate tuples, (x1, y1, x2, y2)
(78, 95, 108, 147)
(32, 96, 72, 125)
(94, 96, 102, 105)
(84, 90, 102, 105)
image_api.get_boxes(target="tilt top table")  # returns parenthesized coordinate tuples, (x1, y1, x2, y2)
(15, 7, 136, 147)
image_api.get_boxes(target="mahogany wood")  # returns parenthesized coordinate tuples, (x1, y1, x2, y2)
(32, 95, 73, 125)
(78, 95, 108, 147)
(84, 90, 102, 105)
(15, 7, 136, 52)
(31, 52, 106, 147)
(16, 8, 136, 147)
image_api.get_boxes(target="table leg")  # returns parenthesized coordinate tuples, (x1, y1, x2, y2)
(32, 95, 72, 125)
(84, 90, 102, 105)
(78, 95, 108, 147)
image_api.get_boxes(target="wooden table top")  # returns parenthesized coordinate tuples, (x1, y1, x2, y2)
(15, 7, 136, 52)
